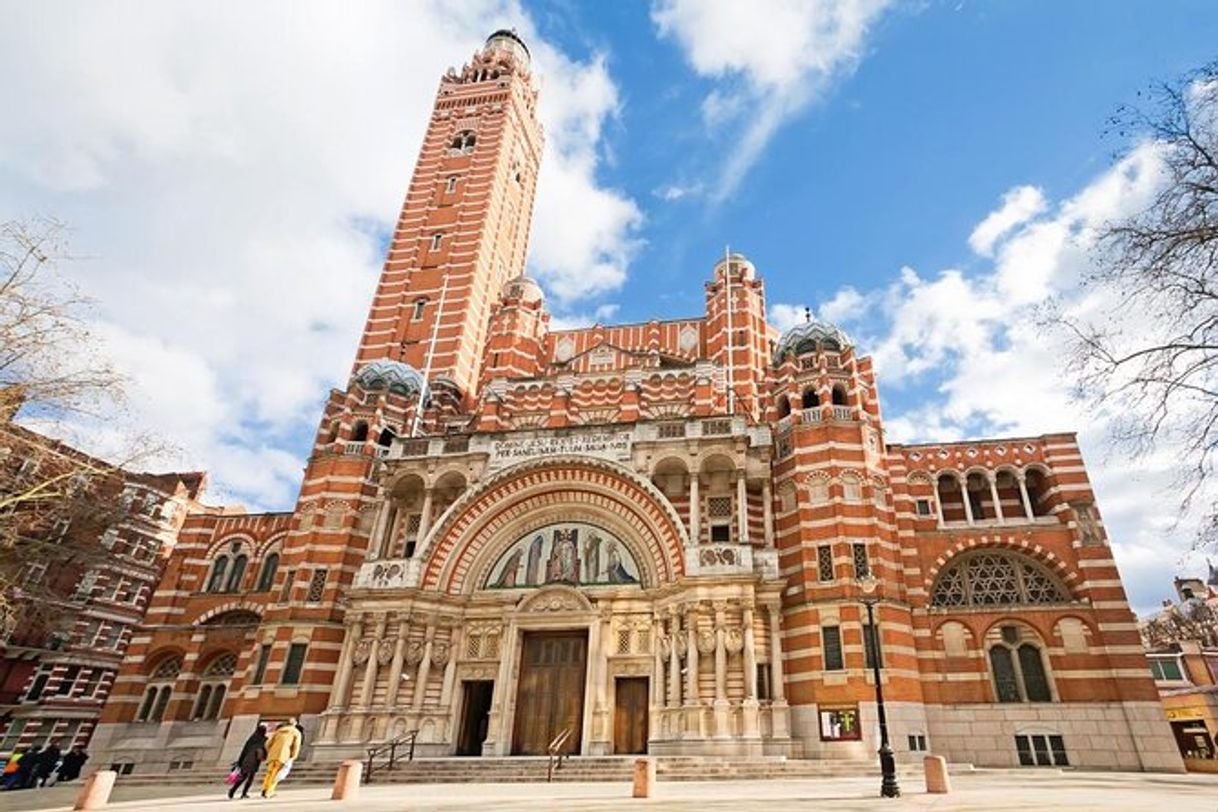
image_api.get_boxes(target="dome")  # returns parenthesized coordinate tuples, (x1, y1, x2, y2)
(714, 252, 755, 281)
(503, 275, 544, 304)
(774, 319, 852, 361)
(353, 360, 428, 397)
(485, 29, 530, 69)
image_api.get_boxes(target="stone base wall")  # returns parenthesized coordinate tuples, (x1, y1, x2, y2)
(790, 701, 929, 764)
(924, 701, 1184, 772)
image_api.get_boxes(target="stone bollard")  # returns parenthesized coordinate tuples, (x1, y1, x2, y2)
(923, 754, 950, 794)
(632, 757, 655, 798)
(74, 770, 117, 811)
(331, 760, 363, 801)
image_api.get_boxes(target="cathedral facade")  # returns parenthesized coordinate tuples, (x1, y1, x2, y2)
(92, 31, 1182, 773)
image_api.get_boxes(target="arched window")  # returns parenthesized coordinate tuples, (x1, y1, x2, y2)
(255, 553, 279, 593)
(351, 421, 369, 443)
(1024, 469, 1050, 517)
(801, 388, 820, 409)
(225, 555, 248, 592)
(136, 656, 182, 723)
(776, 396, 791, 418)
(449, 130, 476, 154)
(831, 384, 848, 406)
(412, 298, 427, 321)
(987, 625, 1054, 703)
(929, 550, 1069, 608)
(206, 556, 229, 593)
(191, 653, 238, 721)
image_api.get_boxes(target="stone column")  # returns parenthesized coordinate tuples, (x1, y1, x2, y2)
(359, 614, 387, 709)
(988, 473, 1005, 523)
(1018, 474, 1034, 519)
(331, 616, 364, 711)
(667, 613, 681, 709)
(960, 476, 975, 525)
(439, 623, 461, 709)
(684, 606, 699, 706)
(689, 473, 700, 543)
(485, 622, 516, 756)
(412, 623, 435, 710)
(767, 604, 785, 703)
(762, 480, 774, 548)
(934, 485, 945, 527)
(713, 603, 728, 703)
(742, 601, 760, 739)
(652, 618, 665, 707)
(385, 617, 408, 709)
(416, 488, 435, 551)
(736, 474, 749, 544)
(367, 502, 393, 560)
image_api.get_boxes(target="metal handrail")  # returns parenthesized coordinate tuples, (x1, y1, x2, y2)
(364, 729, 419, 783)
(546, 727, 572, 782)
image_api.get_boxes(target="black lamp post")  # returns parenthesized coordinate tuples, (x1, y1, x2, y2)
(859, 575, 900, 798)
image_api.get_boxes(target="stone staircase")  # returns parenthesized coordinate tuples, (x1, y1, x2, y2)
(115, 755, 965, 787)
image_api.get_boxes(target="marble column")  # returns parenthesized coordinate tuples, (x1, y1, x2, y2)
(689, 473, 700, 543)
(741, 601, 760, 739)
(385, 617, 408, 709)
(1018, 475, 1034, 519)
(736, 474, 749, 544)
(667, 613, 681, 709)
(360, 615, 387, 708)
(367, 502, 393, 560)
(961, 476, 975, 525)
(439, 623, 461, 709)
(684, 606, 699, 706)
(652, 619, 665, 707)
(331, 616, 364, 711)
(412, 623, 435, 710)
(712, 601, 729, 739)
(767, 603, 790, 739)
(988, 474, 1005, 523)
(934, 485, 946, 527)
(416, 488, 435, 552)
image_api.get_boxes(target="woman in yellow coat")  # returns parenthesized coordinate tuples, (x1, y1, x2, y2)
(260, 719, 301, 798)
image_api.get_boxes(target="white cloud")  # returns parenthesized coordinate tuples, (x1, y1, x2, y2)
(0, 2, 641, 508)
(818, 145, 1200, 612)
(768, 303, 809, 332)
(651, 0, 893, 199)
(968, 185, 1047, 257)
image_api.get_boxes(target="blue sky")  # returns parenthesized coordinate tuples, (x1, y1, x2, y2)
(1, 1, 1216, 613)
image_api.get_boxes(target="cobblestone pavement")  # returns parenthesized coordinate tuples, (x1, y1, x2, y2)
(2, 770, 1218, 812)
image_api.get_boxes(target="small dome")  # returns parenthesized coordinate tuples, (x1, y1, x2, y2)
(485, 29, 530, 69)
(774, 319, 852, 361)
(714, 252, 755, 280)
(353, 360, 427, 397)
(503, 275, 544, 304)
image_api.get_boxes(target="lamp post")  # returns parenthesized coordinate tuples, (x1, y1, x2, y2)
(858, 575, 900, 798)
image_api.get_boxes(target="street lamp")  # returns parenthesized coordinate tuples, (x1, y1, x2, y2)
(858, 575, 900, 798)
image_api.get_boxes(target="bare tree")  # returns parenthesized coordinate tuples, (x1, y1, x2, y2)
(0, 218, 132, 638)
(1063, 61, 1218, 547)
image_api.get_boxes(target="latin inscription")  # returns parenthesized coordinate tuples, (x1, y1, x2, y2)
(488, 431, 631, 470)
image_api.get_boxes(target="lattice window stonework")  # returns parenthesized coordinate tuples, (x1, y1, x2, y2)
(617, 628, 632, 654)
(203, 653, 237, 677)
(930, 551, 1069, 608)
(817, 545, 834, 582)
(657, 422, 685, 439)
(707, 496, 732, 518)
(306, 569, 328, 603)
(851, 543, 870, 579)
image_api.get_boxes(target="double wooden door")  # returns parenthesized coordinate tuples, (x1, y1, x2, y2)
(512, 631, 587, 755)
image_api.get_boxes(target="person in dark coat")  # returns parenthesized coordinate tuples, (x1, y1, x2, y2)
(228, 724, 267, 800)
(34, 741, 61, 787)
(55, 746, 88, 782)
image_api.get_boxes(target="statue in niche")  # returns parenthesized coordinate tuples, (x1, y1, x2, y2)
(584, 532, 603, 582)
(546, 527, 580, 584)
(606, 542, 638, 584)
(525, 534, 544, 586)
(492, 546, 524, 588)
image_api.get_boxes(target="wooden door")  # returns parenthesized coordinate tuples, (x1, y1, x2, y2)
(512, 631, 587, 755)
(456, 680, 494, 756)
(613, 677, 649, 754)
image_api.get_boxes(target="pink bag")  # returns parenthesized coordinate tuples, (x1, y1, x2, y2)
(225, 768, 242, 785)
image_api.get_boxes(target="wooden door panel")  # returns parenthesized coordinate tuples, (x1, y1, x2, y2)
(513, 631, 587, 755)
(614, 677, 649, 754)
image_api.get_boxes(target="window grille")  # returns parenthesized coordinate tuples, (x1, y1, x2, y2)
(707, 496, 732, 518)
(851, 543, 870, 579)
(617, 628, 632, 654)
(306, 569, 328, 603)
(863, 623, 883, 669)
(822, 626, 844, 671)
(657, 422, 685, 439)
(703, 418, 731, 436)
(466, 634, 482, 659)
(817, 545, 834, 582)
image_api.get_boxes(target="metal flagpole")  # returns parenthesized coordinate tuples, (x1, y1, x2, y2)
(724, 245, 735, 415)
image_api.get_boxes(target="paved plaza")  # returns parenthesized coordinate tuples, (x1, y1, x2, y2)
(3, 771, 1218, 812)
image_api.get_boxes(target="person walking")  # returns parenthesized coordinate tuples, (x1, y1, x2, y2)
(55, 746, 88, 783)
(34, 741, 61, 788)
(274, 720, 305, 785)
(260, 719, 300, 799)
(227, 725, 266, 800)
